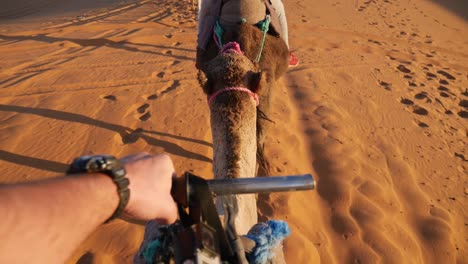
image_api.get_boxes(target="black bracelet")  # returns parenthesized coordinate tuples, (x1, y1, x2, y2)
(101, 167, 130, 223)
(67, 155, 131, 223)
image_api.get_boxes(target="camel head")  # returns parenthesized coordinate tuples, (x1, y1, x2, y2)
(198, 42, 266, 180)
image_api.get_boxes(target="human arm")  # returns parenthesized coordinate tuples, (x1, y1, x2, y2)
(0, 153, 177, 264)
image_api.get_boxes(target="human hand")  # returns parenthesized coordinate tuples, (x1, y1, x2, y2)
(120, 153, 178, 224)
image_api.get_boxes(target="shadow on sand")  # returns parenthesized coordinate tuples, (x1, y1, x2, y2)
(0, 149, 68, 174)
(429, 0, 467, 20)
(0, 104, 212, 174)
(0, 34, 194, 62)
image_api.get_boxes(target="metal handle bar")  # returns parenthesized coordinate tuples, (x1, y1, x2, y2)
(207, 174, 315, 195)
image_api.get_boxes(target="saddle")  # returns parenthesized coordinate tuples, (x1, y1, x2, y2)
(198, 0, 282, 50)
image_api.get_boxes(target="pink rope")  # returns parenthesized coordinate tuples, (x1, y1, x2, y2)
(208, 87, 259, 106)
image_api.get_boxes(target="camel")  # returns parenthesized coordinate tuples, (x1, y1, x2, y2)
(197, 1, 289, 237)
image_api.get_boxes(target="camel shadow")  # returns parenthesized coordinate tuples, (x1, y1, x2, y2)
(0, 104, 212, 170)
(0, 149, 68, 174)
(429, 0, 467, 20)
(0, 34, 195, 62)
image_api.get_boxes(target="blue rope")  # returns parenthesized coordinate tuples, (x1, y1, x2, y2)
(214, 20, 224, 48)
(214, 15, 270, 62)
(245, 220, 291, 264)
(255, 15, 271, 63)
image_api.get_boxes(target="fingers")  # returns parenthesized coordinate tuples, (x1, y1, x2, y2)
(119, 152, 178, 223)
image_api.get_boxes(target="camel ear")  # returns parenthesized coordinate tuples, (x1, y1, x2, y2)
(197, 70, 213, 95)
(248, 71, 264, 93)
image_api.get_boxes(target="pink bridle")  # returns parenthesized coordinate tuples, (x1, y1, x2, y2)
(208, 87, 259, 106)
(207, 42, 259, 107)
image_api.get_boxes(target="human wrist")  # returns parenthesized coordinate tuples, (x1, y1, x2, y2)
(67, 155, 130, 223)
(69, 173, 120, 223)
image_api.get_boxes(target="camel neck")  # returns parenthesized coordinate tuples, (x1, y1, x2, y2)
(210, 105, 258, 234)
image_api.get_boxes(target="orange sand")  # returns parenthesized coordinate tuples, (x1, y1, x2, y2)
(0, 0, 466, 263)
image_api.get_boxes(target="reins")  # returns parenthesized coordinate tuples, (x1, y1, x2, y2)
(213, 15, 271, 63)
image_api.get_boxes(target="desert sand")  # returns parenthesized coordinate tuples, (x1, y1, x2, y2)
(0, 0, 466, 263)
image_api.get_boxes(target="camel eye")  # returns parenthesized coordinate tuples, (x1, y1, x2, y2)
(197, 70, 213, 95)
(247, 71, 263, 93)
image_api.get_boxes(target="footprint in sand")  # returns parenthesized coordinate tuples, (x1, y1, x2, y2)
(102, 95, 117, 101)
(161, 80, 180, 95)
(368, 39, 382, 45)
(147, 94, 158, 100)
(458, 100, 468, 117)
(457, 111, 468, 118)
(438, 86, 449, 92)
(437, 86, 455, 98)
(164, 33, 173, 39)
(413, 105, 429, 115)
(397, 64, 411, 74)
(379, 81, 392, 90)
(400, 98, 414, 105)
(414, 92, 428, 100)
(417, 121, 429, 128)
(403, 74, 413, 79)
(454, 153, 467, 161)
(437, 70, 456, 80)
(425, 53, 434, 58)
(426, 72, 437, 78)
(439, 79, 449, 85)
(458, 99, 468, 110)
(139, 112, 151, 121)
(137, 103, 150, 114)
(439, 92, 450, 98)
(156, 72, 165, 78)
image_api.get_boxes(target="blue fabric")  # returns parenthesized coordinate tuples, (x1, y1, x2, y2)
(214, 20, 224, 48)
(246, 220, 291, 264)
(142, 239, 161, 264)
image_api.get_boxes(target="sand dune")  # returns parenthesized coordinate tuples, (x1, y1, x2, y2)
(0, 0, 466, 263)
